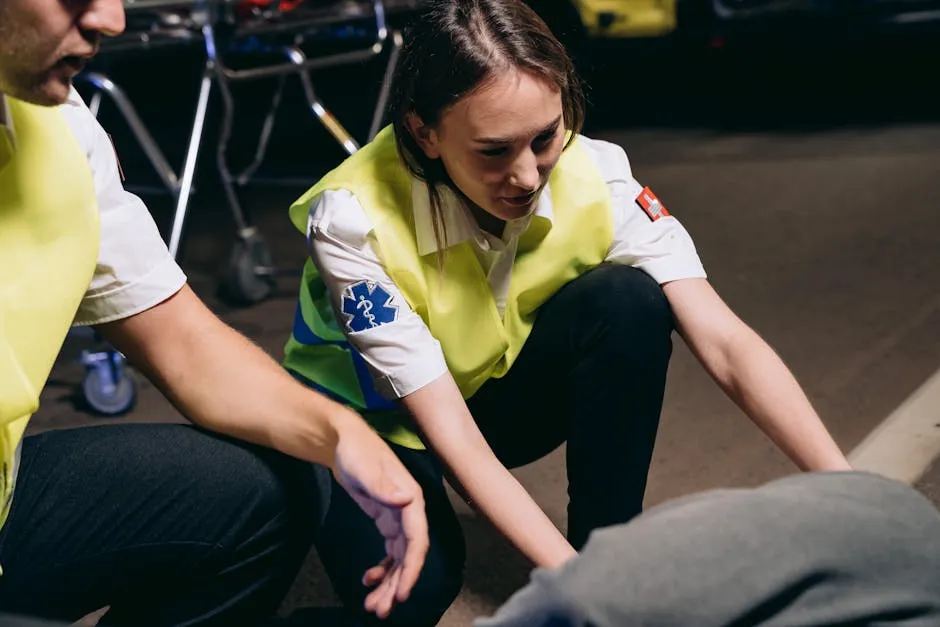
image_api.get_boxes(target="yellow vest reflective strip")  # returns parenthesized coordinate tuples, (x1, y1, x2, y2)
(0, 98, 100, 530)
(285, 126, 613, 449)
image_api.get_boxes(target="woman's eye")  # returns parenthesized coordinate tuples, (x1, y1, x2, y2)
(533, 131, 557, 151)
(479, 147, 509, 158)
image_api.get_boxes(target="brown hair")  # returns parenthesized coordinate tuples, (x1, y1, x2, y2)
(388, 0, 585, 256)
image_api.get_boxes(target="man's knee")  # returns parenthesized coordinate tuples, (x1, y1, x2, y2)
(122, 424, 327, 550)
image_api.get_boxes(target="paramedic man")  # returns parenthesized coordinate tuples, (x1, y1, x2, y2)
(284, 1, 853, 624)
(0, 0, 428, 624)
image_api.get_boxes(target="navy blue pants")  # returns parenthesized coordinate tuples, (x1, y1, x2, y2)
(0, 424, 329, 627)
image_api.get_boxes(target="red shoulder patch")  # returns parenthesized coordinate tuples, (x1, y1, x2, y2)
(636, 186, 670, 222)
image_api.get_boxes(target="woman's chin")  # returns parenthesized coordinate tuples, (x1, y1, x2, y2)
(493, 199, 536, 220)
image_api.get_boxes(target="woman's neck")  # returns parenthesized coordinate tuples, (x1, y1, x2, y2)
(443, 180, 505, 238)
(472, 206, 506, 239)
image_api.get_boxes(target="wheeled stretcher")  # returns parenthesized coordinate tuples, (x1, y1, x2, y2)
(72, 0, 411, 415)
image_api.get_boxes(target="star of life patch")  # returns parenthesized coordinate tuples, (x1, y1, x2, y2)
(341, 280, 399, 332)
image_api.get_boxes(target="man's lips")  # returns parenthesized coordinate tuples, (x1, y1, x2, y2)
(56, 48, 97, 72)
(59, 56, 89, 70)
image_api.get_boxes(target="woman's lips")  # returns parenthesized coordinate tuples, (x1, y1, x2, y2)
(501, 191, 538, 207)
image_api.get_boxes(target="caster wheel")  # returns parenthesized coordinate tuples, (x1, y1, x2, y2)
(81, 366, 137, 416)
(221, 233, 277, 306)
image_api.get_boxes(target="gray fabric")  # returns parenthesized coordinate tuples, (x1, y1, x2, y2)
(477, 471, 940, 627)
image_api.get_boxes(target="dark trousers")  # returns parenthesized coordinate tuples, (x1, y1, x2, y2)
(0, 423, 329, 627)
(317, 264, 674, 626)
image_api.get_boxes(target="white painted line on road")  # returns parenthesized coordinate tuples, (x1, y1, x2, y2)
(849, 368, 940, 484)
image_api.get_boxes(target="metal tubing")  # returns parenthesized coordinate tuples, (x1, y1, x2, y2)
(369, 29, 402, 140)
(285, 47, 359, 154)
(80, 72, 180, 191)
(167, 66, 213, 259)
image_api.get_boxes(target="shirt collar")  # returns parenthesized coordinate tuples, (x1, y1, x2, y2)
(64, 86, 84, 108)
(0, 87, 84, 160)
(411, 178, 555, 256)
(0, 93, 13, 171)
(0, 93, 11, 132)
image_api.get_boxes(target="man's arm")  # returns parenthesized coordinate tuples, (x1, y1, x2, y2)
(97, 284, 342, 464)
(96, 285, 429, 616)
(63, 87, 427, 613)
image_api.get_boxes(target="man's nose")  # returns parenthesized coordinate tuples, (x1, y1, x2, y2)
(78, 0, 127, 38)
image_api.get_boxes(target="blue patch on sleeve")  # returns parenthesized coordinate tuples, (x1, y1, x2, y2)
(341, 281, 399, 332)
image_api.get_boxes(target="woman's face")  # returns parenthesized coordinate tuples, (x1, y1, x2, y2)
(409, 69, 566, 222)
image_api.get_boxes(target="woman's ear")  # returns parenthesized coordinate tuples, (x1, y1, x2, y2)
(405, 112, 441, 159)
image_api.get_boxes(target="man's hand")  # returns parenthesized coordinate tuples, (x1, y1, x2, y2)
(330, 412, 430, 619)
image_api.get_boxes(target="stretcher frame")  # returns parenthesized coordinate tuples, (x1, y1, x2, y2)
(72, 0, 409, 415)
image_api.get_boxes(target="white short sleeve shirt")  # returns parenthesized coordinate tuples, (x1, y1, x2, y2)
(0, 89, 188, 326)
(306, 136, 706, 400)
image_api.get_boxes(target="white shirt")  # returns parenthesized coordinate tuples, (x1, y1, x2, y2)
(307, 136, 707, 400)
(0, 88, 186, 326)
(0, 96, 13, 153)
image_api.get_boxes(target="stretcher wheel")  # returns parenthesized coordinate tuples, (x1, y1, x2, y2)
(79, 352, 137, 416)
(221, 232, 277, 305)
